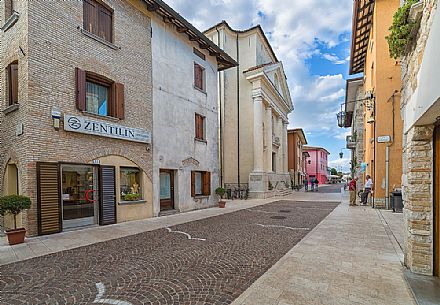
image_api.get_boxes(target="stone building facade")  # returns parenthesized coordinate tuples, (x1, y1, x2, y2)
(0, 0, 234, 236)
(348, 0, 404, 208)
(400, 0, 439, 276)
(204, 21, 294, 198)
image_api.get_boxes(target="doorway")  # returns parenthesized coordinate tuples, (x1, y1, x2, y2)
(160, 169, 174, 211)
(61, 164, 99, 230)
(434, 126, 440, 276)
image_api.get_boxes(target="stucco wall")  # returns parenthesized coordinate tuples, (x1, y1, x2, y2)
(151, 15, 220, 214)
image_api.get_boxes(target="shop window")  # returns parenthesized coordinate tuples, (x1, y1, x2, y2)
(120, 167, 142, 201)
(7, 61, 18, 106)
(191, 171, 210, 197)
(75, 68, 124, 119)
(83, 0, 113, 43)
(194, 63, 205, 92)
(195, 113, 205, 141)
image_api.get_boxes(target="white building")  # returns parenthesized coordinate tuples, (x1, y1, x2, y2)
(149, 4, 236, 215)
(205, 21, 294, 198)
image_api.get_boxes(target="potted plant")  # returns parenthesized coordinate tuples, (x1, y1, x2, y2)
(122, 193, 142, 201)
(0, 195, 31, 245)
(215, 187, 226, 208)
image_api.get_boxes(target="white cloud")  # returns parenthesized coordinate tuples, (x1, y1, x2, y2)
(329, 157, 351, 172)
(322, 53, 348, 65)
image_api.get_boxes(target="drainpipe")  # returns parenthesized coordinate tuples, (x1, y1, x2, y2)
(216, 27, 223, 186)
(236, 33, 240, 185)
(385, 146, 389, 209)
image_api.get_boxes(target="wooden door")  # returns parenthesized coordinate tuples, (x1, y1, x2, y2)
(434, 126, 440, 276)
(160, 170, 174, 211)
(37, 162, 61, 235)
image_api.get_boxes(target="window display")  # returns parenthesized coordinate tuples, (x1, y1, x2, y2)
(120, 167, 142, 201)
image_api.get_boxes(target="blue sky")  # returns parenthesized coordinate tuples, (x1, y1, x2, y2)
(167, 0, 355, 171)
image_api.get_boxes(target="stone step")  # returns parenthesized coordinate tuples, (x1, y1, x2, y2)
(159, 209, 179, 217)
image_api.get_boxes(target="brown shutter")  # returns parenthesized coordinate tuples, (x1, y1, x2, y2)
(83, 0, 97, 34)
(195, 114, 199, 139)
(200, 116, 204, 140)
(114, 83, 124, 119)
(37, 162, 61, 236)
(75, 68, 86, 111)
(98, 5, 113, 42)
(99, 165, 116, 225)
(194, 64, 203, 90)
(203, 172, 211, 196)
(191, 171, 196, 197)
(9, 63, 18, 105)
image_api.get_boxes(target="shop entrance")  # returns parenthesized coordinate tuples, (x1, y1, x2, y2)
(61, 164, 98, 230)
(159, 169, 174, 211)
(434, 126, 440, 276)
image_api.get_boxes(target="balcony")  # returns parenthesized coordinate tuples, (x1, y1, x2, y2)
(346, 135, 356, 149)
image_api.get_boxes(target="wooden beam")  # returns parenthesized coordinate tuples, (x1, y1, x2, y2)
(199, 43, 209, 49)
(189, 35, 198, 41)
(146, 3, 159, 12)
(176, 26, 187, 33)
(209, 51, 219, 57)
(163, 16, 173, 23)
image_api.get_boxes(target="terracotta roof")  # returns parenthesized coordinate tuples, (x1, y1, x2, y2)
(303, 146, 330, 155)
(349, 0, 375, 75)
(287, 128, 308, 145)
(204, 20, 279, 63)
(142, 0, 237, 71)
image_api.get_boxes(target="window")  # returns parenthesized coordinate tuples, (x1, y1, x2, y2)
(195, 113, 205, 141)
(83, 0, 113, 43)
(7, 61, 18, 106)
(75, 68, 124, 119)
(194, 63, 205, 91)
(191, 171, 211, 197)
(5, 0, 14, 20)
(120, 167, 142, 201)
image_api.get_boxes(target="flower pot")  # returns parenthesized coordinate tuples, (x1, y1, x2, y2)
(218, 201, 226, 208)
(5, 228, 26, 245)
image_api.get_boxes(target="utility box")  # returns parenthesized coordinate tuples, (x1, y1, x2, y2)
(391, 191, 403, 213)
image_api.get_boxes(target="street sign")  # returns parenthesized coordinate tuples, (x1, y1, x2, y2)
(377, 135, 391, 143)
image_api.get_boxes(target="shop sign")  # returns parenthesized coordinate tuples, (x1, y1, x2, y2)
(64, 114, 151, 144)
(377, 135, 391, 143)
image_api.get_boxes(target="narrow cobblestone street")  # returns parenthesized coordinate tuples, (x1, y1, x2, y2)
(0, 198, 338, 305)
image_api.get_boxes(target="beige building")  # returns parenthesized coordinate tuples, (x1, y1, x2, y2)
(400, 0, 440, 277)
(287, 129, 308, 187)
(0, 0, 232, 236)
(205, 21, 294, 198)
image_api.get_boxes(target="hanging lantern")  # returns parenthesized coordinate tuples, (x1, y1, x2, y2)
(337, 111, 346, 128)
(339, 152, 343, 159)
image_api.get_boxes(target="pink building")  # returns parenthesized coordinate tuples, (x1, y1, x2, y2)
(304, 146, 330, 184)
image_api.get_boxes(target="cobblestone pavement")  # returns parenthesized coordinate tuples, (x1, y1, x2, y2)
(315, 184, 343, 193)
(0, 200, 338, 305)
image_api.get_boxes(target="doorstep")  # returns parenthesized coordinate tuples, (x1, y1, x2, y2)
(404, 270, 440, 305)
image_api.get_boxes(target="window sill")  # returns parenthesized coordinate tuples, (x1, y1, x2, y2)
(3, 103, 19, 115)
(118, 200, 146, 206)
(80, 28, 119, 50)
(193, 195, 210, 199)
(195, 138, 207, 144)
(81, 111, 120, 122)
(193, 86, 207, 95)
(1, 11, 19, 32)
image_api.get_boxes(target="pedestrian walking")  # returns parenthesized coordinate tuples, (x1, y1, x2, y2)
(361, 175, 373, 205)
(310, 177, 315, 191)
(314, 178, 319, 192)
(303, 177, 309, 191)
(348, 177, 358, 206)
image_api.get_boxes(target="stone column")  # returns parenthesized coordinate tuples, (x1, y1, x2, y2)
(283, 121, 289, 173)
(253, 97, 264, 172)
(265, 107, 272, 172)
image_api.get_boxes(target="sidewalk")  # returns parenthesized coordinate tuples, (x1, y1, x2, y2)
(232, 192, 416, 305)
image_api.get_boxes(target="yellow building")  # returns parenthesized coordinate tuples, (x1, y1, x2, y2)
(348, 0, 403, 208)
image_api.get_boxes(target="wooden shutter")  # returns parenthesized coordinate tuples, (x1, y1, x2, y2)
(191, 171, 196, 197)
(83, 0, 97, 34)
(194, 64, 203, 90)
(37, 162, 61, 236)
(75, 68, 86, 111)
(114, 83, 124, 119)
(195, 114, 204, 140)
(98, 5, 113, 42)
(9, 62, 18, 105)
(202, 172, 211, 196)
(99, 165, 116, 225)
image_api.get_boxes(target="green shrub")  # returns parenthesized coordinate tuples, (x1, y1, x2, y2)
(122, 193, 142, 201)
(0, 195, 31, 229)
(386, 0, 419, 59)
(215, 187, 225, 198)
